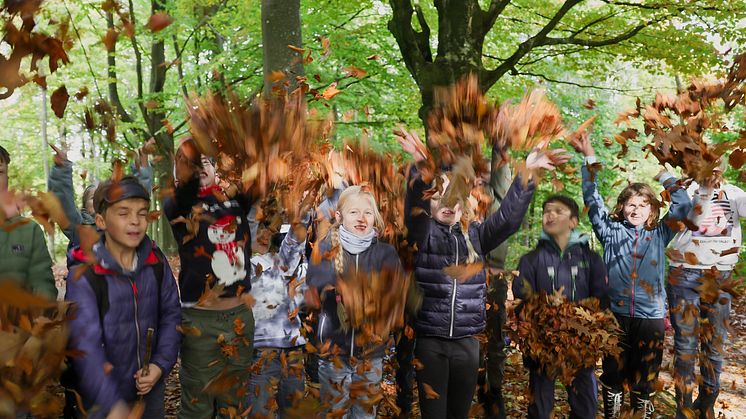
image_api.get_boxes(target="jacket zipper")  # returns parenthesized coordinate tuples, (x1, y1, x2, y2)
(129, 278, 142, 369)
(449, 231, 459, 337)
(319, 315, 327, 342)
(630, 230, 639, 317)
(350, 254, 360, 357)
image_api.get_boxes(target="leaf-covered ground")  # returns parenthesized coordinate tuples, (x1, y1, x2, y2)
(53, 259, 746, 418)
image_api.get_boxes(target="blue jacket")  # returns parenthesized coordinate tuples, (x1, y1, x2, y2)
(513, 231, 608, 306)
(405, 166, 535, 338)
(582, 161, 691, 319)
(65, 236, 181, 417)
(306, 234, 404, 357)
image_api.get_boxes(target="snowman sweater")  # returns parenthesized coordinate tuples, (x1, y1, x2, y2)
(164, 177, 254, 306)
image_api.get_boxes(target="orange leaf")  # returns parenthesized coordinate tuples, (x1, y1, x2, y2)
(343, 66, 367, 79)
(146, 12, 173, 32)
(422, 383, 440, 399)
(102, 28, 118, 52)
(443, 262, 484, 283)
(321, 82, 342, 100)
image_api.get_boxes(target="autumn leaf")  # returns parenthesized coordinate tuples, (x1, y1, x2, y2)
(366, 54, 380, 60)
(287, 44, 305, 54)
(583, 99, 596, 110)
(321, 82, 343, 100)
(50, 85, 69, 119)
(102, 28, 118, 52)
(233, 317, 245, 336)
(146, 12, 173, 32)
(684, 252, 700, 265)
(343, 66, 367, 79)
(443, 262, 484, 283)
(730, 149, 746, 170)
(422, 383, 440, 399)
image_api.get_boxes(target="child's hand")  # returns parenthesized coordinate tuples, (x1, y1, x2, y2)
(134, 363, 162, 395)
(135, 138, 156, 169)
(50, 144, 68, 167)
(393, 127, 428, 163)
(174, 142, 201, 184)
(525, 148, 571, 171)
(568, 132, 595, 157)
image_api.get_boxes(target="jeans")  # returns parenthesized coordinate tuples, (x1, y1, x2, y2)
(246, 347, 305, 418)
(318, 355, 384, 418)
(667, 268, 732, 417)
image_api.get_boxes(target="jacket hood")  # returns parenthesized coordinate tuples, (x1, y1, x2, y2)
(538, 230, 589, 253)
(71, 235, 156, 277)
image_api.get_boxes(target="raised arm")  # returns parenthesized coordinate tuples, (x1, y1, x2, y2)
(571, 133, 613, 242)
(477, 173, 535, 253)
(660, 172, 692, 243)
(396, 127, 432, 249)
(47, 145, 83, 242)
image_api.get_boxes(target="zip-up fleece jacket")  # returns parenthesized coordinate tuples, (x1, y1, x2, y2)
(405, 166, 535, 338)
(0, 216, 57, 299)
(513, 231, 608, 307)
(250, 232, 307, 348)
(306, 235, 404, 357)
(65, 236, 181, 417)
(582, 157, 691, 319)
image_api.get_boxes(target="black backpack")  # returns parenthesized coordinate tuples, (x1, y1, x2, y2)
(61, 248, 167, 418)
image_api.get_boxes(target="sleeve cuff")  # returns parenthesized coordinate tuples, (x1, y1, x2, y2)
(658, 172, 676, 186)
(583, 155, 598, 165)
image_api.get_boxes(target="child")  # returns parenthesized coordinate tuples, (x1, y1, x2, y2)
(247, 220, 308, 417)
(163, 138, 255, 418)
(0, 144, 56, 299)
(512, 195, 608, 419)
(397, 128, 567, 419)
(47, 142, 153, 251)
(306, 185, 405, 418)
(572, 134, 691, 418)
(65, 176, 181, 418)
(667, 161, 746, 419)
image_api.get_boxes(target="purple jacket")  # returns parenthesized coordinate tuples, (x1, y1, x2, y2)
(65, 236, 181, 417)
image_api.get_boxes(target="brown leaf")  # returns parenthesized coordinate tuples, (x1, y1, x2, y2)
(321, 82, 342, 100)
(343, 66, 367, 79)
(50, 85, 69, 119)
(102, 28, 118, 52)
(422, 383, 440, 399)
(443, 262, 484, 283)
(730, 149, 746, 170)
(146, 12, 173, 32)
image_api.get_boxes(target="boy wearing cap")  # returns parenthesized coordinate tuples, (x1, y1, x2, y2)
(164, 138, 255, 418)
(65, 176, 181, 419)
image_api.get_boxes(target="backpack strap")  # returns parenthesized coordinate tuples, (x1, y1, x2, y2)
(82, 267, 109, 327)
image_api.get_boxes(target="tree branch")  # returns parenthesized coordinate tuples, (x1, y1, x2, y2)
(127, 0, 147, 121)
(480, 0, 511, 37)
(515, 70, 651, 93)
(413, 2, 432, 62)
(331, 7, 365, 30)
(388, 0, 431, 81)
(540, 21, 649, 47)
(105, 11, 135, 125)
(480, 0, 582, 90)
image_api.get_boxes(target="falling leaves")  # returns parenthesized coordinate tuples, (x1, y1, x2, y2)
(50, 85, 69, 119)
(321, 82, 343, 100)
(146, 12, 173, 32)
(443, 262, 484, 283)
(343, 66, 367, 79)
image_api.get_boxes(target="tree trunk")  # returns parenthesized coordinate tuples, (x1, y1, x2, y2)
(261, 0, 304, 96)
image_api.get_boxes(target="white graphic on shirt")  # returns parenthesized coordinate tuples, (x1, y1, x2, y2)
(694, 193, 734, 237)
(207, 215, 246, 286)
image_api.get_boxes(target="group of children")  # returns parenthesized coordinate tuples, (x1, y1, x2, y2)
(0, 125, 740, 419)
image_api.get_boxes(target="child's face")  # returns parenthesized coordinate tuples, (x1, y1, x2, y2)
(96, 198, 149, 251)
(542, 202, 577, 236)
(623, 195, 651, 227)
(336, 195, 375, 236)
(252, 224, 271, 254)
(199, 156, 216, 187)
(430, 174, 463, 226)
(0, 161, 8, 193)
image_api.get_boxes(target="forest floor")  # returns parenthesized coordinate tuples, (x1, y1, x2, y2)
(53, 258, 746, 418)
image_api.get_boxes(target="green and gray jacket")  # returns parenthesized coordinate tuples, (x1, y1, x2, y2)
(0, 216, 57, 299)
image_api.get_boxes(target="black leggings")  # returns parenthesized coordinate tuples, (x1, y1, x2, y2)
(416, 336, 480, 419)
(600, 314, 665, 394)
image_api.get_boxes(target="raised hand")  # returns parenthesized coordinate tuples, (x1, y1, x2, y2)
(135, 138, 157, 169)
(568, 132, 595, 157)
(526, 148, 571, 171)
(174, 140, 201, 184)
(393, 127, 427, 163)
(50, 144, 67, 167)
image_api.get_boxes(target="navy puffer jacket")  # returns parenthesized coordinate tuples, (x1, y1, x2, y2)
(405, 166, 535, 338)
(306, 234, 404, 357)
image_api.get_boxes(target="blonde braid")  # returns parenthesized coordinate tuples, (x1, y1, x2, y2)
(331, 225, 345, 275)
(462, 229, 479, 264)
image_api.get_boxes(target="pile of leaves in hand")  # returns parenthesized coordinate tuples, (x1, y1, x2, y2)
(510, 288, 621, 385)
(0, 281, 70, 418)
(614, 52, 746, 183)
(334, 268, 413, 351)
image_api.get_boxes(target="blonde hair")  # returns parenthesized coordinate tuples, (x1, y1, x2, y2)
(330, 185, 384, 274)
